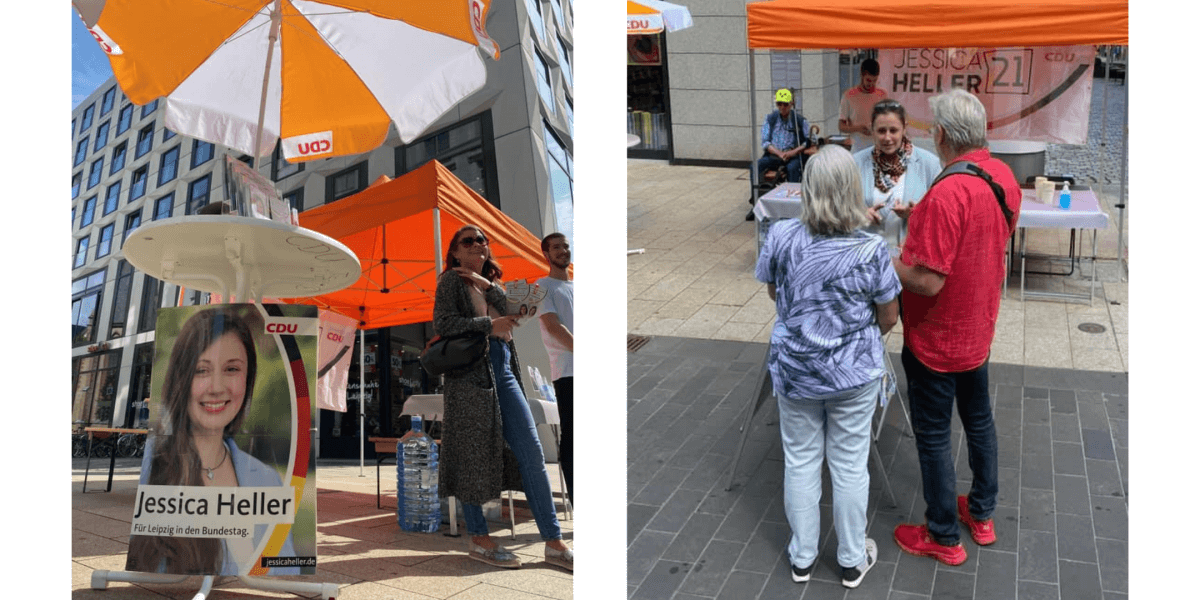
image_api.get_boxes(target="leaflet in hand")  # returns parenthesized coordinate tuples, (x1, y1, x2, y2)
(504, 280, 547, 323)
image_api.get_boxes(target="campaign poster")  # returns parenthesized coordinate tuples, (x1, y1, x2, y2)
(316, 309, 358, 413)
(878, 46, 1095, 143)
(125, 303, 318, 577)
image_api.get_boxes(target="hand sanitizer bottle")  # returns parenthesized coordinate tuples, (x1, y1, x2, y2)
(1058, 182, 1071, 210)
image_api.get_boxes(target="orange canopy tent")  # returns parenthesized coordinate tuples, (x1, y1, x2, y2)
(282, 160, 550, 330)
(746, 0, 1127, 49)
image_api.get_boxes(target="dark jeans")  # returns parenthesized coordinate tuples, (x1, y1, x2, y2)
(553, 377, 573, 504)
(755, 153, 803, 185)
(901, 346, 998, 545)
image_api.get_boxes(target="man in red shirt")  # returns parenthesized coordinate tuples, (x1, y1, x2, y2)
(891, 88, 1021, 566)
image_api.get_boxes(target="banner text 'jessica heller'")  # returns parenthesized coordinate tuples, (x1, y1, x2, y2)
(129, 485, 295, 539)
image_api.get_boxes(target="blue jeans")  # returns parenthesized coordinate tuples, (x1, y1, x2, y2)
(755, 153, 803, 185)
(901, 346, 998, 545)
(462, 339, 563, 540)
(777, 378, 879, 569)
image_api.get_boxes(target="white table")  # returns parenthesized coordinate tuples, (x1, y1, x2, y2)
(1015, 187, 1110, 305)
(753, 183, 804, 253)
(122, 215, 360, 301)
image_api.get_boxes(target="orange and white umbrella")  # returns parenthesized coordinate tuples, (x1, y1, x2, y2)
(74, 0, 501, 163)
(627, 0, 693, 35)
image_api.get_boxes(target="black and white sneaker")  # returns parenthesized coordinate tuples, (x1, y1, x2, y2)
(841, 538, 878, 589)
(791, 561, 814, 583)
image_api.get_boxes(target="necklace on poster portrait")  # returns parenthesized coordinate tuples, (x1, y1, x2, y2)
(202, 444, 229, 480)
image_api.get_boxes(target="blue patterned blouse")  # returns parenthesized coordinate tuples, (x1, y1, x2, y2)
(755, 219, 901, 399)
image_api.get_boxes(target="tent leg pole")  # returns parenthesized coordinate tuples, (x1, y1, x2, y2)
(359, 329, 366, 476)
(748, 49, 760, 204)
(1117, 46, 1128, 281)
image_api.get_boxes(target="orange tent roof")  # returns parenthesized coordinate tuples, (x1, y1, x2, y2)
(747, 0, 1127, 49)
(282, 160, 550, 329)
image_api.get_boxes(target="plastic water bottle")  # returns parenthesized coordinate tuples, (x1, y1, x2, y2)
(1058, 182, 1071, 210)
(397, 416, 440, 532)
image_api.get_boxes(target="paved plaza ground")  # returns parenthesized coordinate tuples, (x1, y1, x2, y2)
(626, 78, 1131, 600)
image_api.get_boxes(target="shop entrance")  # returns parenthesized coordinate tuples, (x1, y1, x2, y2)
(627, 33, 673, 160)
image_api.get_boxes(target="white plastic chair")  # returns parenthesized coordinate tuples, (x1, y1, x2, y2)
(506, 379, 572, 539)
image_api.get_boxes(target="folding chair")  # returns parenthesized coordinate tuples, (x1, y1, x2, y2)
(870, 351, 912, 507)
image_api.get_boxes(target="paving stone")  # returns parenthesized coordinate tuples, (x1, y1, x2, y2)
(1022, 398, 1050, 425)
(1055, 475, 1092, 516)
(633, 467, 694, 507)
(993, 408, 1022, 433)
(715, 570, 767, 600)
(733, 522, 789, 574)
(1059, 560, 1103, 600)
(1019, 488, 1057, 532)
(888, 592, 934, 600)
(1052, 441, 1085, 476)
(975, 549, 1018, 600)
(1108, 418, 1127, 449)
(1081, 428, 1116, 460)
(630, 559, 691, 600)
(646, 488, 708, 534)
(1023, 387, 1049, 400)
(996, 434, 1020, 469)
(930, 570, 976, 600)
(628, 530, 679, 587)
(1049, 389, 1077, 413)
(989, 505, 1020, 553)
(630, 504, 661, 545)
(1085, 458, 1124, 498)
(1016, 580, 1060, 600)
(1090, 495, 1128, 541)
(713, 493, 773, 544)
(1102, 393, 1127, 419)
(1055, 513, 1098, 563)
(1022, 424, 1052, 456)
(1020, 452, 1054, 491)
(755, 559, 803, 600)
(891, 549, 937, 595)
(1051, 411, 1082, 443)
(1095, 538, 1128, 594)
(662, 512, 727, 564)
(995, 384, 1023, 410)
(1017, 529, 1058, 583)
(677, 539, 745, 596)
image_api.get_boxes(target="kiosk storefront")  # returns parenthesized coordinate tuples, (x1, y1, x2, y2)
(627, 33, 673, 159)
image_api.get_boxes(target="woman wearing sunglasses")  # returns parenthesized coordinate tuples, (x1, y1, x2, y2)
(854, 99, 942, 253)
(432, 225, 573, 572)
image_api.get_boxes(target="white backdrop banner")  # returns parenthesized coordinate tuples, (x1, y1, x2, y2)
(877, 46, 1096, 144)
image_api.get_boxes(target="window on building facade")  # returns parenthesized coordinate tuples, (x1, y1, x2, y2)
(94, 121, 110, 152)
(110, 142, 127, 174)
(72, 172, 83, 199)
(88, 157, 105, 189)
(153, 193, 174, 220)
(100, 86, 116, 116)
(116, 104, 133, 135)
(325, 161, 368, 202)
(158, 145, 180, 186)
(125, 342, 156, 427)
(272, 145, 304, 181)
(141, 99, 158, 119)
(137, 275, 164, 333)
(136, 123, 154, 158)
(283, 188, 304, 213)
(534, 47, 555, 114)
(187, 174, 212, 214)
(104, 180, 122, 215)
(397, 113, 497, 206)
(109, 260, 134, 339)
(192, 140, 214, 168)
(543, 121, 574, 247)
(555, 36, 572, 86)
(564, 95, 574, 134)
(74, 236, 91, 269)
(525, 0, 545, 41)
(72, 349, 123, 426)
(72, 269, 106, 346)
(81, 196, 96, 228)
(124, 210, 142, 243)
(81, 103, 95, 132)
(130, 166, 148, 202)
(163, 128, 176, 142)
(75, 137, 89, 167)
(96, 223, 115, 258)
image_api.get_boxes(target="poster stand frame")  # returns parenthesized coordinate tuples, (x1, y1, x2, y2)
(99, 217, 360, 599)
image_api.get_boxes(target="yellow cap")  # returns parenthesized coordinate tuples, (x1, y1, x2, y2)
(774, 89, 792, 103)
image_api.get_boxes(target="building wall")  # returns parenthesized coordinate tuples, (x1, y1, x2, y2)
(663, 2, 840, 164)
(70, 0, 573, 434)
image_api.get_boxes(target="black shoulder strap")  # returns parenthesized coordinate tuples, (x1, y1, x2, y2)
(930, 161, 1014, 229)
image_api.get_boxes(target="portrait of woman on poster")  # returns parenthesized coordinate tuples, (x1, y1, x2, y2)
(126, 306, 299, 576)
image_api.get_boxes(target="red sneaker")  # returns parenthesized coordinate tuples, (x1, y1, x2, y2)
(957, 495, 997, 546)
(893, 524, 968, 566)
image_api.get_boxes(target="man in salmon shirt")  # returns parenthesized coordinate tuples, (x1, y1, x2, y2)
(890, 88, 1021, 566)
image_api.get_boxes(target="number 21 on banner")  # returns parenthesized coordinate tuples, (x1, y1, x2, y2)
(984, 49, 1032, 95)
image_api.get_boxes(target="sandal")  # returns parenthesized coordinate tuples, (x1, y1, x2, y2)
(544, 544, 573, 572)
(467, 539, 521, 569)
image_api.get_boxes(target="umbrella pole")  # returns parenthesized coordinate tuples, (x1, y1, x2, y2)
(360, 329, 366, 475)
(251, 0, 283, 170)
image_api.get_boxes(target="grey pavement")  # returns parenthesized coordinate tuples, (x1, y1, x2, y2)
(72, 457, 572, 599)
(626, 337, 1128, 600)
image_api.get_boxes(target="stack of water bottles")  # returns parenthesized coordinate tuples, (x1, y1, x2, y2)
(397, 416, 441, 532)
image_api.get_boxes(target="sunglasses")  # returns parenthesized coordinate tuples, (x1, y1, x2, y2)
(458, 235, 489, 248)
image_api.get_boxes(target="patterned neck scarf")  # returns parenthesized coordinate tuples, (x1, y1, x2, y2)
(872, 137, 914, 192)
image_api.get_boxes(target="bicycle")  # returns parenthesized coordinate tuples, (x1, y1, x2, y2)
(116, 432, 146, 458)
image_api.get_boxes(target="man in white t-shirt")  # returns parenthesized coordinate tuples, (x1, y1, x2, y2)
(839, 58, 889, 153)
(536, 233, 573, 504)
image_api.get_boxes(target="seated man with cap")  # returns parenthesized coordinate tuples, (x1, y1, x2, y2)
(751, 89, 811, 219)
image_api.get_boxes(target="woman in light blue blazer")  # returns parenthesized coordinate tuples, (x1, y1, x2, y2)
(853, 100, 942, 251)
(126, 307, 299, 577)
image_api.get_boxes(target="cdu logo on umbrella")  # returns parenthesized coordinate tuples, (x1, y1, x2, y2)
(283, 131, 334, 159)
(88, 24, 122, 55)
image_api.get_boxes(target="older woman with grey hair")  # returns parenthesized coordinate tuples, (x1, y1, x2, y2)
(754, 144, 901, 590)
